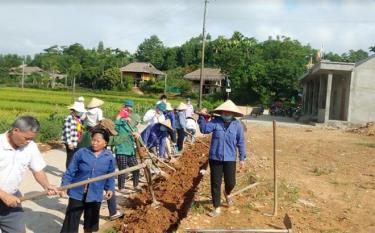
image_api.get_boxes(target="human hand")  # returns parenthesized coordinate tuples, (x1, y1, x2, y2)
(59, 190, 67, 198)
(132, 132, 140, 139)
(46, 185, 60, 196)
(239, 161, 245, 170)
(104, 190, 113, 200)
(1, 193, 21, 208)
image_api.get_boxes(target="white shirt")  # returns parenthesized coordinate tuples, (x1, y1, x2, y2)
(0, 133, 46, 194)
(83, 107, 104, 127)
(186, 104, 194, 118)
(186, 118, 197, 130)
(143, 109, 165, 125)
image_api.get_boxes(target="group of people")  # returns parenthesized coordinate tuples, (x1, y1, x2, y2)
(0, 94, 247, 233)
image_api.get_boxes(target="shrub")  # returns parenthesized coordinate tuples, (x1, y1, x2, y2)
(37, 112, 65, 142)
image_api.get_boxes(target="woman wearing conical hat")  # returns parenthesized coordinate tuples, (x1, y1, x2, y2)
(82, 97, 104, 130)
(197, 99, 247, 217)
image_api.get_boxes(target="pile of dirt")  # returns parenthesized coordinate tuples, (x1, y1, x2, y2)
(120, 140, 210, 233)
(348, 121, 375, 136)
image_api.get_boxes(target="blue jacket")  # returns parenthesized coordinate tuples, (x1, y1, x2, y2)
(175, 111, 186, 129)
(141, 123, 168, 158)
(61, 147, 115, 202)
(165, 111, 176, 129)
(198, 116, 246, 162)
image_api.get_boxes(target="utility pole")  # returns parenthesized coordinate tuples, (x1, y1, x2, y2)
(198, 0, 208, 109)
(164, 74, 167, 94)
(21, 59, 25, 90)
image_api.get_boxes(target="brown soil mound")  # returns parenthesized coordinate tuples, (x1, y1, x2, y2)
(348, 122, 375, 136)
(121, 139, 210, 233)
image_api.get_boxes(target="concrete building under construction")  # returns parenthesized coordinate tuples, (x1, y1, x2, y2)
(299, 55, 375, 124)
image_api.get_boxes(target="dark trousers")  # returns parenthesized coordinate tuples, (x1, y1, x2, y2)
(209, 159, 236, 208)
(107, 195, 117, 216)
(65, 144, 79, 169)
(60, 198, 101, 233)
(0, 191, 25, 233)
(169, 130, 177, 143)
(116, 155, 140, 190)
(176, 128, 185, 151)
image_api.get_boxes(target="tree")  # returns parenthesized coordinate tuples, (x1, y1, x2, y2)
(370, 46, 375, 53)
(135, 35, 165, 69)
(341, 49, 368, 62)
(97, 41, 104, 53)
(97, 67, 121, 90)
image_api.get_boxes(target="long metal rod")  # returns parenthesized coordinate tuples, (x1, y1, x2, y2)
(198, 0, 208, 109)
(20, 163, 147, 202)
(273, 120, 278, 216)
(185, 229, 289, 233)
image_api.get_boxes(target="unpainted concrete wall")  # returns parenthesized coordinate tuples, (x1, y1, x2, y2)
(349, 57, 375, 123)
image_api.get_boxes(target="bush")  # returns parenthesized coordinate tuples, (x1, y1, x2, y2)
(139, 80, 164, 93)
(37, 112, 65, 142)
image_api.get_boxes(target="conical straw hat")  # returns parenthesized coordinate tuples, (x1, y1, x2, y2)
(87, 97, 104, 109)
(177, 102, 188, 111)
(159, 119, 173, 131)
(212, 100, 243, 117)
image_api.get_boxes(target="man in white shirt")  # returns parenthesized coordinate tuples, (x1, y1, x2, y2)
(0, 116, 60, 233)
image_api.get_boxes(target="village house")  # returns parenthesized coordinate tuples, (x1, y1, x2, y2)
(119, 62, 165, 87)
(183, 68, 226, 95)
(299, 55, 375, 124)
(9, 64, 67, 87)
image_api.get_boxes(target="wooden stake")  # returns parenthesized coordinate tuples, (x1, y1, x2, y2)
(228, 182, 261, 198)
(184, 130, 210, 148)
(273, 120, 278, 216)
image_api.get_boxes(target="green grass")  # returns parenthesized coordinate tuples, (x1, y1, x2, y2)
(190, 201, 205, 214)
(0, 87, 186, 142)
(278, 181, 300, 203)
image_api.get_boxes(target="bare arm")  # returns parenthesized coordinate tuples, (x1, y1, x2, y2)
(32, 170, 60, 195)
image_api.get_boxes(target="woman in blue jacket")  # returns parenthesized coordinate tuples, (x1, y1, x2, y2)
(198, 100, 246, 217)
(61, 128, 115, 233)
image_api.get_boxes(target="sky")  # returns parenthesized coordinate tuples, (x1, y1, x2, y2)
(0, 0, 374, 56)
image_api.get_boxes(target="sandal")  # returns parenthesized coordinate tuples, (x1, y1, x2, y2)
(224, 192, 234, 206)
(207, 208, 221, 217)
(109, 210, 124, 221)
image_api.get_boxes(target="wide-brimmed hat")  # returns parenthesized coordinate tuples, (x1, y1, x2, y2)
(98, 119, 118, 136)
(159, 119, 173, 131)
(123, 99, 134, 108)
(166, 102, 173, 111)
(177, 102, 188, 111)
(87, 97, 104, 109)
(68, 101, 86, 113)
(212, 100, 243, 117)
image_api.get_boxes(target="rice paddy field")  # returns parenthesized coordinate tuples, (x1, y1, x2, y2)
(0, 87, 180, 142)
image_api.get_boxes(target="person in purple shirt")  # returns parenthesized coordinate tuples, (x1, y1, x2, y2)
(141, 119, 173, 159)
(198, 100, 246, 217)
